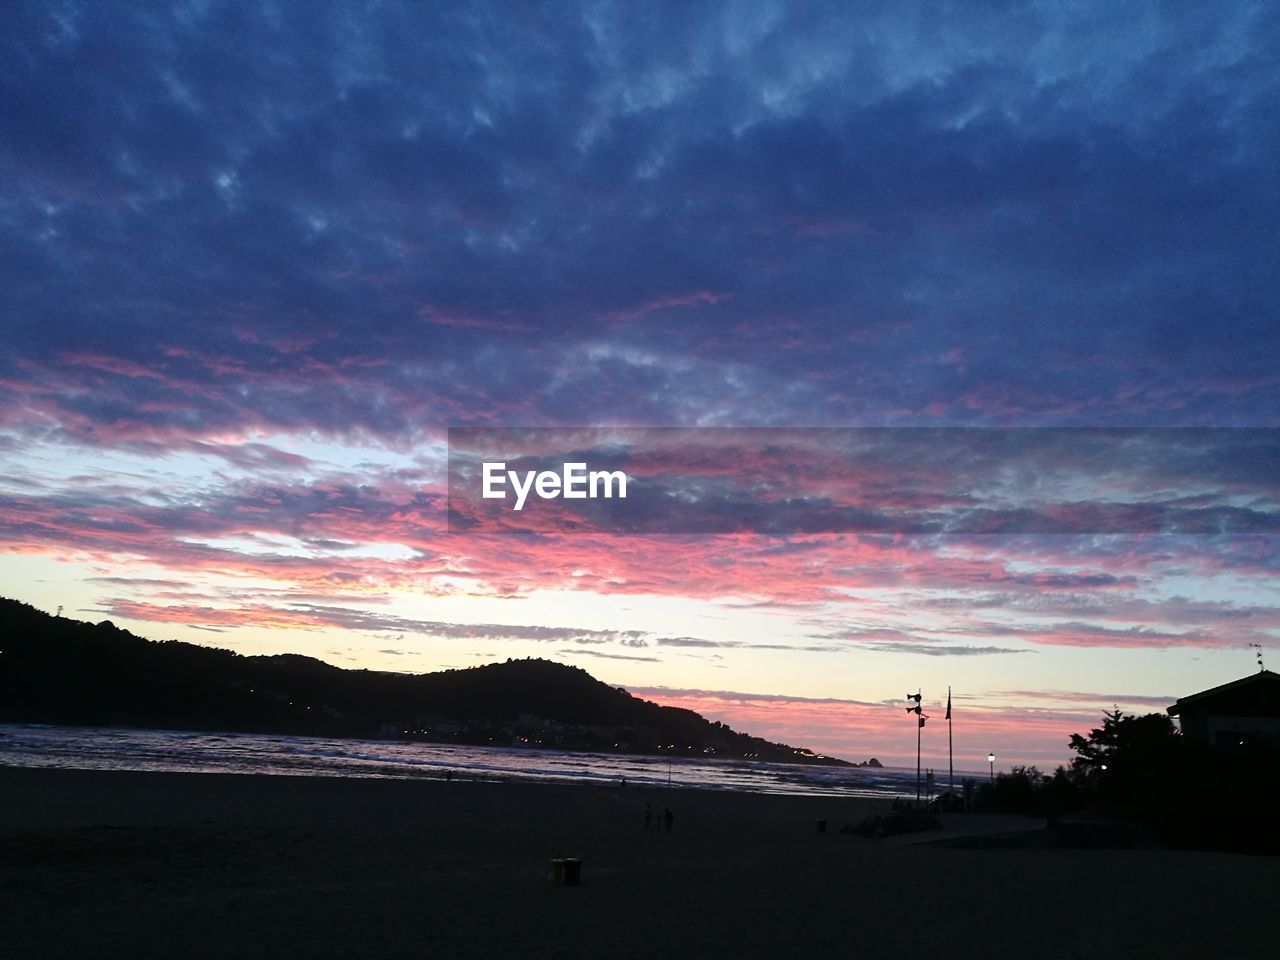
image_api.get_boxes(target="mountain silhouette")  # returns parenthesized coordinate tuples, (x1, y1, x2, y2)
(0, 598, 849, 765)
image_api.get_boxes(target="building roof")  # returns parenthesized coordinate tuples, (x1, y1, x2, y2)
(1167, 669, 1280, 717)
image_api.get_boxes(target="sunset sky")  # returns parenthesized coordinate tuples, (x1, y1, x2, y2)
(2, 2, 1277, 768)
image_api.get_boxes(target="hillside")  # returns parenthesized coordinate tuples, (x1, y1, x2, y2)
(0, 598, 849, 766)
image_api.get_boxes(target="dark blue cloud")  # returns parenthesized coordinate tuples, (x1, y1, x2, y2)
(1, 0, 1277, 442)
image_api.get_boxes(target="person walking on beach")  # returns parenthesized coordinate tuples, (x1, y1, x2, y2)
(644, 803, 652, 830)
(663, 807, 673, 832)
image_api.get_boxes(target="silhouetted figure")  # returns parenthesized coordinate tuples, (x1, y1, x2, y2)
(445, 770, 453, 782)
(663, 807, 673, 832)
(644, 803, 652, 830)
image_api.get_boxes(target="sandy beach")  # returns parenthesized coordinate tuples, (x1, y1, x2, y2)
(1, 766, 1275, 959)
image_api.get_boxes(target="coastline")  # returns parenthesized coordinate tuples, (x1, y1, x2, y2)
(0, 722, 920, 797)
(3, 766, 1275, 958)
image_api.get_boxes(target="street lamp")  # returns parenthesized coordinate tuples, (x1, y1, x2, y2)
(906, 692, 926, 805)
(987, 752, 995, 782)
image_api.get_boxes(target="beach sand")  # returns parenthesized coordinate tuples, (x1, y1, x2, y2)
(1, 766, 1275, 959)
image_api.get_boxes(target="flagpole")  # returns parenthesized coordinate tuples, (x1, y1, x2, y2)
(916, 707, 922, 806)
(947, 685, 954, 797)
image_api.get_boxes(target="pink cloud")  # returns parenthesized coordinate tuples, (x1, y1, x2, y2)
(631, 685, 1130, 768)
(605, 290, 730, 327)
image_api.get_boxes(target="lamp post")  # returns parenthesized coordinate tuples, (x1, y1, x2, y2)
(987, 752, 995, 783)
(907, 691, 926, 805)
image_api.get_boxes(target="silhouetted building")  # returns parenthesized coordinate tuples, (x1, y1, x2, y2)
(1167, 670, 1280, 748)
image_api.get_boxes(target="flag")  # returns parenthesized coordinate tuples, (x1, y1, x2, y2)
(945, 686, 951, 721)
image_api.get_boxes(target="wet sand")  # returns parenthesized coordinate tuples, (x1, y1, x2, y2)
(1, 766, 1275, 959)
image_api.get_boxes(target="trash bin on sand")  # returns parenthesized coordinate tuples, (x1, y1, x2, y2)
(548, 857, 583, 886)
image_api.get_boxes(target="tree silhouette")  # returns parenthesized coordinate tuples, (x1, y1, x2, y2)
(1066, 709, 1180, 808)
(1068, 709, 1177, 770)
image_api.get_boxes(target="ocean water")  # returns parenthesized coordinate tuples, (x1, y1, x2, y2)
(0, 723, 980, 798)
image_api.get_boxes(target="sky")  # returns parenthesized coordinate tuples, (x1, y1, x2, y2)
(2, 1, 1278, 769)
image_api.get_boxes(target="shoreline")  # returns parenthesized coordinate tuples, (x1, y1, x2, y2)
(0, 722, 935, 798)
(0, 719, 859, 771)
